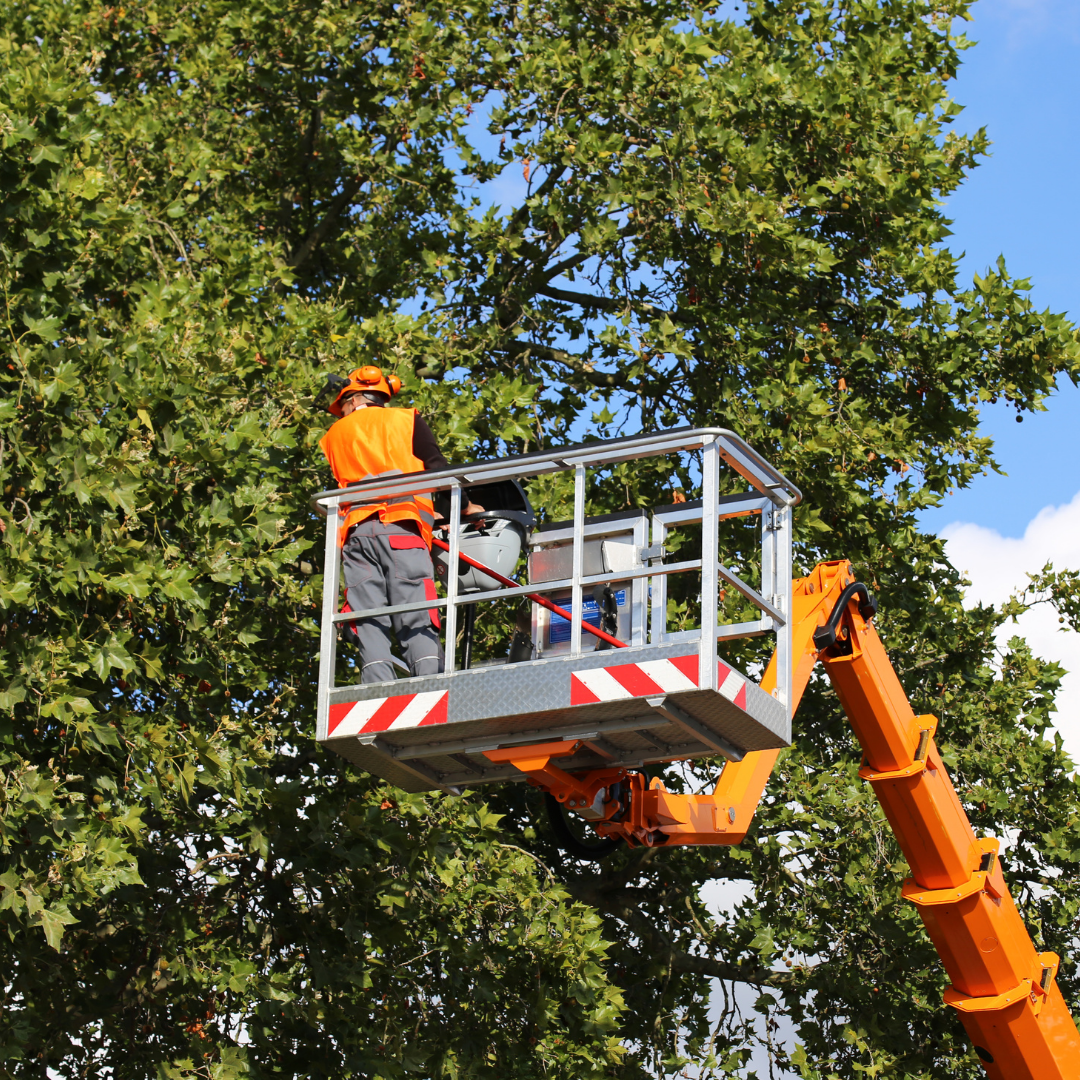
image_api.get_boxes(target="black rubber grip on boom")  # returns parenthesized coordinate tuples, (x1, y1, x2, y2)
(813, 582, 878, 653)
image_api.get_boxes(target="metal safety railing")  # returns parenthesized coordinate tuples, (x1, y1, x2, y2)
(311, 427, 801, 736)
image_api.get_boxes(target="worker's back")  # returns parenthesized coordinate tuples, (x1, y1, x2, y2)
(319, 406, 434, 545)
(319, 406, 421, 486)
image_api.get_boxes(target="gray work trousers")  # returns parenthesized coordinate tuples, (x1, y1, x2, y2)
(341, 518, 444, 684)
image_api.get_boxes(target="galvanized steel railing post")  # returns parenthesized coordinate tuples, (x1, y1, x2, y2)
(698, 437, 720, 691)
(780, 505, 793, 714)
(570, 463, 586, 657)
(443, 483, 463, 673)
(765, 503, 793, 713)
(650, 512, 667, 646)
(631, 512, 648, 646)
(316, 501, 342, 740)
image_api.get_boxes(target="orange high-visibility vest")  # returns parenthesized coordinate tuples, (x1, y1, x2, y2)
(319, 407, 436, 547)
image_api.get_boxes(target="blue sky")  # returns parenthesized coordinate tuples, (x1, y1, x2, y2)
(931, 0, 1080, 768)
(921, 0, 1080, 537)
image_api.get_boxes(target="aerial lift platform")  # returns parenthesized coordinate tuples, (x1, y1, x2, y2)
(312, 428, 1080, 1079)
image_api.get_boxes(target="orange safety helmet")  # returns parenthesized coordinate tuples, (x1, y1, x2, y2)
(323, 365, 402, 417)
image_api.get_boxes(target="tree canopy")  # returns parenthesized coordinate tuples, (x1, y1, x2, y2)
(2, 0, 1080, 1077)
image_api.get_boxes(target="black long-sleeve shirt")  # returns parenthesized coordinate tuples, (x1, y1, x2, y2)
(412, 414, 449, 472)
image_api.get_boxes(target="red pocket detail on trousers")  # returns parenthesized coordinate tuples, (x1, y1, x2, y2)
(424, 578, 441, 628)
(388, 534, 427, 550)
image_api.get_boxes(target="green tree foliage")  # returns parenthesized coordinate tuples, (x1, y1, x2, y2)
(2, 0, 1079, 1076)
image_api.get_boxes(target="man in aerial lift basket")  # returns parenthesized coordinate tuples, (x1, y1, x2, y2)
(315, 365, 483, 683)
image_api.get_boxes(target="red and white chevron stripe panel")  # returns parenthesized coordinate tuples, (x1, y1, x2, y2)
(328, 690, 448, 738)
(570, 655, 748, 710)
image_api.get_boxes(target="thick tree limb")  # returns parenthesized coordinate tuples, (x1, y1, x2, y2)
(288, 174, 363, 270)
(501, 339, 628, 389)
(302, 106, 322, 162)
(543, 249, 593, 282)
(536, 283, 671, 321)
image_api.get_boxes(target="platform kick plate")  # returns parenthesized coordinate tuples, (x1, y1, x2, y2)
(320, 643, 788, 793)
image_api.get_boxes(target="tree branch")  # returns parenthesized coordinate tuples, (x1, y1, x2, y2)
(568, 881, 804, 989)
(147, 217, 195, 280)
(288, 174, 363, 270)
(507, 163, 566, 233)
(543, 249, 592, 281)
(542, 223, 639, 283)
(536, 283, 671, 321)
(501, 339, 628, 389)
(302, 106, 322, 163)
(192, 851, 248, 875)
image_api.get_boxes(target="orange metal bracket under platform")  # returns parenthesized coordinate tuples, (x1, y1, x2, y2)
(485, 560, 1080, 1078)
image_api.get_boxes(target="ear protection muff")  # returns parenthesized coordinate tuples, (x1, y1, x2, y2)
(355, 365, 383, 386)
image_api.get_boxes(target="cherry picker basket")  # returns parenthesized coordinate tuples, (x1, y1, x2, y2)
(311, 428, 800, 793)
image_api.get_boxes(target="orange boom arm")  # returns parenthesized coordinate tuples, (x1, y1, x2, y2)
(487, 560, 1080, 1077)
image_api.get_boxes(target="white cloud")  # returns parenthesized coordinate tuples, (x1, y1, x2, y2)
(942, 489, 1080, 761)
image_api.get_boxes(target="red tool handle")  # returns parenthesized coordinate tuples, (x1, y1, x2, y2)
(430, 535, 626, 650)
